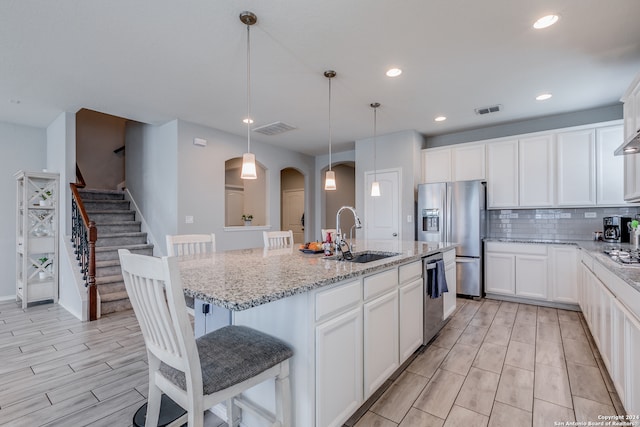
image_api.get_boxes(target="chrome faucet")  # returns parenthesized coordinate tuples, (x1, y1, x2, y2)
(335, 206, 362, 258)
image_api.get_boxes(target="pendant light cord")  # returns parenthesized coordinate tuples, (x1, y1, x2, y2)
(328, 76, 332, 171)
(246, 24, 251, 153)
(373, 105, 377, 181)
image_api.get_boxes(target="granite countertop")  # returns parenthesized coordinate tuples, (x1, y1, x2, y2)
(178, 240, 457, 311)
(484, 238, 640, 294)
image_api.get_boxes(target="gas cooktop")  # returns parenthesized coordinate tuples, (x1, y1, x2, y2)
(603, 248, 640, 266)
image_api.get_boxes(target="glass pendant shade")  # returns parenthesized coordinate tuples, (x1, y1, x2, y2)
(241, 152, 257, 179)
(371, 180, 381, 197)
(324, 170, 336, 191)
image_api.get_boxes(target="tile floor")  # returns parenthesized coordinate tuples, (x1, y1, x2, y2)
(0, 298, 626, 427)
(354, 298, 626, 427)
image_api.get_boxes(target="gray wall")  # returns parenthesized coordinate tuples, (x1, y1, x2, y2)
(426, 104, 623, 148)
(0, 122, 47, 299)
(324, 164, 356, 232)
(355, 130, 424, 242)
(125, 120, 179, 253)
(126, 119, 315, 254)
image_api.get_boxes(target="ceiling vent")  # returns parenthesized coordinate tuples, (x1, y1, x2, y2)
(474, 104, 502, 115)
(253, 121, 297, 136)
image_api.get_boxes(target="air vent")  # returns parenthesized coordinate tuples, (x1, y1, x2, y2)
(253, 121, 297, 136)
(474, 104, 502, 115)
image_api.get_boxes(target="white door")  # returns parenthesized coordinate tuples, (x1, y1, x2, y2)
(225, 189, 245, 226)
(282, 189, 304, 243)
(364, 169, 400, 241)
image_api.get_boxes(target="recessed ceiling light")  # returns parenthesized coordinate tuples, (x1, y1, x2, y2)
(536, 93, 553, 101)
(434, 116, 447, 122)
(242, 118, 254, 124)
(533, 14, 559, 29)
(386, 68, 402, 77)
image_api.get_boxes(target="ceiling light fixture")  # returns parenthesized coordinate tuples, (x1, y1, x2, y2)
(370, 102, 381, 197)
(240, 11, 258, 180)
(435, 116, 447, 122)
(324, 70, 337, 191)
(536, 93, 553, 101)
(242, 118, 254, 124)
(386, 68, 402, 77)
(533, 14, 559, 29)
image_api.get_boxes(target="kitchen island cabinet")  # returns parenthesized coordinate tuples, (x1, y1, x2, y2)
(180, 240, 455, 427)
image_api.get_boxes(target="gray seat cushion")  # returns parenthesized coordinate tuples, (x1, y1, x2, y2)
(159, 325, 293, 395)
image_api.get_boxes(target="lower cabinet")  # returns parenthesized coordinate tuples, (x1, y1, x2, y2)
(399, 278, 424, 362)
(485, 251, 516, 295)
(515, 254, 548, 300)
(315, 307, 363, 427)
(549, 246, 578, 304)
(364, 290, 399, 398)
(579, 253, 640, 416)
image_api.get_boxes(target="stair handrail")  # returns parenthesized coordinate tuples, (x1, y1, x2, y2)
(75, 164, 86, 188)
(70, 183, 98, 321)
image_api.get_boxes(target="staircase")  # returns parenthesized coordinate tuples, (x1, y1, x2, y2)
(78, 189, 153, 315)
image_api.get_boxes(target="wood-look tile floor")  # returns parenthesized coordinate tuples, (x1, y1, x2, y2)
(355, 298, 626, 427)
(0, 301, 224, 427)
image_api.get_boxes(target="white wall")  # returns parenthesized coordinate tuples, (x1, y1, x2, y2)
(0, 122, 47, 299)
(355, 130, 423, 242)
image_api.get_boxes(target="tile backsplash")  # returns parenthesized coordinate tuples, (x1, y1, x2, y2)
(486, 207, 640, 241)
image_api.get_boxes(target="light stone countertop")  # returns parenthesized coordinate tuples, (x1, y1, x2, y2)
(178, 240, 457, 311)
(484, 238, 640, 294)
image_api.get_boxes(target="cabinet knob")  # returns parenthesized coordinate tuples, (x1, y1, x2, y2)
(392, 233, 398, 237)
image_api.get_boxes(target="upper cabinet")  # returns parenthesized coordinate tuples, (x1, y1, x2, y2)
(519, 134, 555, 207)
(622, 72, 640, 202)
(557, 129, 596, 206)
(423, 121, 629, 209)
(422, 142, 485, 183)
(486, 140, 519, 208)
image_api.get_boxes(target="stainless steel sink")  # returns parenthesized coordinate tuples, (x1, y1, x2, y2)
(341, 251, 399, 263)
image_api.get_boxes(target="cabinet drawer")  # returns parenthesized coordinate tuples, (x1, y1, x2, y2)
(315, 280, 362, 322)
(364, 269, 399, 301)
(399, 261, 422, 284)
(443, 249, 455, 265)
(485, 242, 547, 255)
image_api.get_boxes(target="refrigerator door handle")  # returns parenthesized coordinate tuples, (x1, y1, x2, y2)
(456, 258, 479, 263)
(445, 183, 452, 243)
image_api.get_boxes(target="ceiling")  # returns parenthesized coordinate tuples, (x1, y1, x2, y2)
(1, 0, 639, 156)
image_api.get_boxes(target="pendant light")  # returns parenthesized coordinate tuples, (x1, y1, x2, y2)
(370, 102, 381, 197)
(324, 70, 337, 191)
(240, 11, 257, 180)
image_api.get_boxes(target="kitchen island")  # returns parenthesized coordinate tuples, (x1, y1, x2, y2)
(177, 239, 457, 427)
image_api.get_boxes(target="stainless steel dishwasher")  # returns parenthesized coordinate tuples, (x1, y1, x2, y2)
(423, 252, 447, 344)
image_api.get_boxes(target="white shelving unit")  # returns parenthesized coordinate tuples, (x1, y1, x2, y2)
(15, 170, 59, 308)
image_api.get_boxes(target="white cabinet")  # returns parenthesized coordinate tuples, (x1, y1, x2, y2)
(556, 129, 596, 206)
(363, 290, 399, 398)
(622, 72, 640, 202)
(515, 254, 548, 300)
(422, 148, 451, 183)
(519, 134, 555, 207)
(549, 246, 578, 304)
(624, 312, 640, 416)
(15, 171, 59, 308)
(398, 260, 423, 363)
(443, 249, 457, 319)
(452, 143, 485, 181)
(485, 251, 516, 296)
(597, 126, 626, 205)
(487, 140, 519, 208)
(315, 307, 363, 427)
(624, 154, 640, 201)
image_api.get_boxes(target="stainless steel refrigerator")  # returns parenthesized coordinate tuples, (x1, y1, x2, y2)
(417, 180, 486, 297)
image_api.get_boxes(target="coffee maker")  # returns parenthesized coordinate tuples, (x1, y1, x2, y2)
(603, 216, 632, 243)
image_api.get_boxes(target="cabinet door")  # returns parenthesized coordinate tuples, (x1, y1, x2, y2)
(443, 261, 457, 319)
(556, 129, 596, 206)
(363, 290, 399, 399)
(519, 134, 555, 207)
(487, 140, 519, 208)
(423, 148, 451, 183)
(633, 85, 640, 138)
(549, 246, 578, 304)
(515, 255, 548, 300)
(399, 279, 424, 363)
(485, 252, 515, 295)
(625, 311, 640, 416)
(597, 126, 626, 205)
(316, 307, 363, 427)
(453, 143, 485, 181)
(611, 297, 626, 403)
(624, 94, 636, 141)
